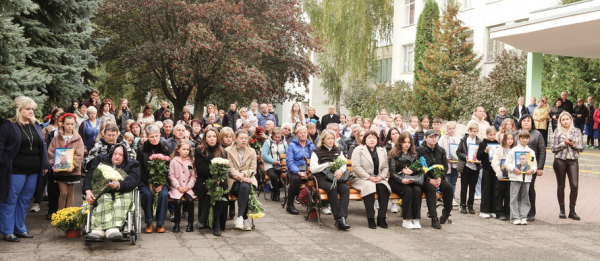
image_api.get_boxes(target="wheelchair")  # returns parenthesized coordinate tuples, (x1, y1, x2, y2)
(83, 189, 142, 245)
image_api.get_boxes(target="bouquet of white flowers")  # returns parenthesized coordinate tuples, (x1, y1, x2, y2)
(90, 163, 126, 197)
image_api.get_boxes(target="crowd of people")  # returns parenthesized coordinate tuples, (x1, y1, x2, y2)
(0, 90, 595, 242)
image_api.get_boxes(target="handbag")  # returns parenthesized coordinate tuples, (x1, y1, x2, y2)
(230, 181, 241, 196)
(270, 141, 283, 173)
(399, 172, 424, 186)
(324, 169, 351, 183)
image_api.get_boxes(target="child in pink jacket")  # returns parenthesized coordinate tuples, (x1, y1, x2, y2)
(169, 141, 196, 232)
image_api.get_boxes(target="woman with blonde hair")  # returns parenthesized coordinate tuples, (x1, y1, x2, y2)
(533, 96, 550, 145)
(226, 129, 258, 231)
(496, 118, 517, 142)
(0, 96, 50, 242)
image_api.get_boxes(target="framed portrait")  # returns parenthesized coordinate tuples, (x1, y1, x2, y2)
(54, 148, 74, 171)
(449, 143, 459, 163)
(487, 143, 501, 161)
(500, 159, 509, 180)
(467, 143, 480, 163)
(514, 151, 532, 174)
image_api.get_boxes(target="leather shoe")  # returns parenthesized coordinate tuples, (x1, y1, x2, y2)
(156, 225, 166, 233)
(14, 232, 33, 238)
(337, 217, 350, 230)
(213, 226, 222, 237)
(144, 224, 154, 233)
(286, 205, 299, 215)
(3, 234, 20, 242)
(440, 213, 450, 224)
(377, 217, 388, 229)
(172, 224, 180, 233)
(186, 224, 194, 232)
(197, 222, 207, 230)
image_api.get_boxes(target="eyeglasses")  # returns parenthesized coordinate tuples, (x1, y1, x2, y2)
(283, 128, 291, 131)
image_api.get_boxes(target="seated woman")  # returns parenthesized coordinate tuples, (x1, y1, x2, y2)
(311, 129, 351, 230)
(285, 126, 315, 215)
(225, 129, 257, 231)
(350, 130, 391, 229)
(83, 144, 140, 241)
(261, 127, 288, 202)
(388, 131, 423, 229)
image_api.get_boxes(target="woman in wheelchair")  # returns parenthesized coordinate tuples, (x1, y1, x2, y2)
(83, 144, 140, 241)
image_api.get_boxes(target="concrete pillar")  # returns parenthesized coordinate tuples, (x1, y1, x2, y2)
(526, 52, 543, 103)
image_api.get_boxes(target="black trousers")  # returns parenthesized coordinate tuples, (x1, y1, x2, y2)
(554, 158, 579, 206)
(286, 174, 302, 207)
(389, 179, 422, 220)
(495, 180, 510, 217)
(362, 183, 390, 219)
(212, 201, 228, 230)
(538, 128, 549, 146)
(266, 168, 282, 191)
(480, 168, 497, 213)
(46, 170, 60, 215)
(197, 183, 209, 224)
(528, 172, 537, 217)
(237, 182, 251, 219)
(422, 179, 453, 218)
(174, 193, 194, 225)
(317, 175, 349, 220)
(460, 167, 479, 206)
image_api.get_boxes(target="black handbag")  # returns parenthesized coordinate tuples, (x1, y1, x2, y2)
(270, 141, 283, 173)
(399, 172, 424, 186)
(324, 169, 351, 183)
(230, 181, 241, 196)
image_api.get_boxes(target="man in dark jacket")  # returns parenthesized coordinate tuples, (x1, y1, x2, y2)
(154, 100, 169, 121)
(281, 123, 296, 144)
(556, 92, 574, 114)
(416, 130, 454, 229)
(268, 103, 279, 127)
(321, 105, 340, 131)
(511, 97, 529, 123)
(572, 98, 588, 134)
(221, 103, 240, 131)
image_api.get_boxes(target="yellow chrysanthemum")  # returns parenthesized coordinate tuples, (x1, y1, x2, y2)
(248, 213, 266, 219)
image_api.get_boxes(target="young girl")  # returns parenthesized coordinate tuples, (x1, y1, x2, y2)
(456, 122, 481, 214)
(476, 127, 498, 219)
(492, 132, 515, 221)
(47, 113, 85, 210)
(496, 118, 517, 142)
(412, 116, 430, 147)
(438, 121, 461, 206)
(393, 115, 405, 133)
(406, 116, 419, 136)
(169, 141, 197, 232)
(505, 130, 537, 225)
(363, 118, 372, 131)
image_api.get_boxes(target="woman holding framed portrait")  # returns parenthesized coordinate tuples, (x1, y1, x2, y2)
(47, 113, 85, 210)
(551, 112, 584, 220)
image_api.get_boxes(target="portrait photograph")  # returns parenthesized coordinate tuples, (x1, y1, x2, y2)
(514, 151, 532, 174)
(54, 148, 74, 171)
(449, 143, 459, 163)
(487, 143, 501, 161)
(467, 143, 480, 163)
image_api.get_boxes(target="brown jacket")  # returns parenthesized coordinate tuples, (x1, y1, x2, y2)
(225, 145, 258, 189)
(350, 145, 391, 197)
(48, 129, 85, 176)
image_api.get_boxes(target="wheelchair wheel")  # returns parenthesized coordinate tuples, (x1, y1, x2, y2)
(130, 231, 138, 245)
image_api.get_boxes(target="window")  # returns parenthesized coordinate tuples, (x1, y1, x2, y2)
(462, 0, 472, 9)
(403, 44, 414, 73)
(487, 26, 505, 62)
(373, 58, 392, 83)
(405, 0, 415, 25)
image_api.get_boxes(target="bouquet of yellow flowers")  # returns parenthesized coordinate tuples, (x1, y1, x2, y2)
(427, 165, 445, 179)
(51, 207, 85, 231)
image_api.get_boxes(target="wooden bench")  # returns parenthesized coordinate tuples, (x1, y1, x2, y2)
(168, 195, 237, 202)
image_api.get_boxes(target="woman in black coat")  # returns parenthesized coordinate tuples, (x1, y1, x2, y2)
(0, 96, 50, 242)
(194, 127, 228, 236)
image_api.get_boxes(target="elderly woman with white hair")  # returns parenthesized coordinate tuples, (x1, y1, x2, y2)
(79, 105, 102, 151)
(493, 107, 510, 131)
(0, 96, 50, 242)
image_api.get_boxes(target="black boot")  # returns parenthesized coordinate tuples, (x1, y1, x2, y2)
(172, 224, 180, 232)
(440, 213, 450, 224)
(228, 204, 235, 220)
(186, 224, 194, 232)
(286, 205, 299, 215)
(270, 191, 275, 201)
(459, 204, 467, 214)
(569, 205, 581, 220)
(367, 218, 376, 229)
(213, 219, 222, 236)
(274, 191, 280, 202)
(431, 217, 441, 229)
(338, 217, 350, 230)
(377, 217, 388, 229)
(559, 204, 566, 219)
(468, 205, 475, 214)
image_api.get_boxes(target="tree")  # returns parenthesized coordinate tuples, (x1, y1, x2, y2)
(413, 0, 440, 85)
(342, 80, 412, 118)
(304, 0, 394, 111)
(95, 0, 320, 120)
(412, 0, 481, 119)
(543, 55, 600, 102)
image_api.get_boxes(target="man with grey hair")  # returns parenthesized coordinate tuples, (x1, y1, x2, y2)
(164, 124, 195, 155)
(344, 124, 362, 148)
(281, 122, 295, 144)
(493, 107, 510, 131)
(257, 104, 277, 128)
(161, 119, 174, 141)
(265, 120, 275, 137)
(327, 123, 348, 156)
(557, 91, 574, 114)
(321, 105, 340, 131)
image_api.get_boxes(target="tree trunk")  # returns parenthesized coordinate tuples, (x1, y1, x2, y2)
(193, 85, 206, 121)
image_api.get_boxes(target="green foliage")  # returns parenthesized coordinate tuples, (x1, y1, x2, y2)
(542, 55, 600, 102)
(414, 0, 440, 85)
(342, 80, 412, 118)
(304, 0, 394, 110)
(412, 0, 481, 120)
(207, 161, 230, 228)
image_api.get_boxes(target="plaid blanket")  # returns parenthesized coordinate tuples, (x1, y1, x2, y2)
(91, 192, 134, 230)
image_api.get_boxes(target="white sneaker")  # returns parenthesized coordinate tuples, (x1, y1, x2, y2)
(512, 219, 521, 225)
(474, 195, 481, 200)
(321, 206, 332, 215)
(490, 213, 496, 218)
(412, 219, 422, 229)
(30, 203, 40, 212)
(235, 216, 244, 230)
(390, 203, 399, 213)
(402, 219, 415, 229)
(521, 218, 528, 225)
(479, 213, 491, 219)
(452, 199, 459, 207)
(243, 219, 252, 231)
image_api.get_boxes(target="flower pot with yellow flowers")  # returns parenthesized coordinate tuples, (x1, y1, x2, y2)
(51, 207, 85, 238)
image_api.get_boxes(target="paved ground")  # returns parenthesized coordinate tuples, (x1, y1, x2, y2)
(1, 153, 599, 260)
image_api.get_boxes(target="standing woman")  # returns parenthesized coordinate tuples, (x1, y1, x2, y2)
(78, 106, 102, 153)
(288, 102, 304, 125)
(0, 96, 50, 242)
(47, 114, 84, 209)
(388, 131, 423, 229)
(42, 108, 64, 141)
(585, 97, 595, 148)
(67, 101, 79, 113)
(137, 104, 155, 126)
(285, 126, 315, 214)
(304, 106, 320, 129)
(203, 104, 220, 126)
(177, 111, 193, 126)
(261, 128, 287, 202)
(225, 129, 258, 231)
(311, 129, 351, 230)
(194, 128, 228, 236)
(98, 101, 116, 123)
(549, 98, 565, 133)
(350, 130, 391, 229)
(552, 112, 584, 220)
(115, 99, 134, 133)
(74, 102, 89, 130)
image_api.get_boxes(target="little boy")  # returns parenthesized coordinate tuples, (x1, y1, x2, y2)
(506, 130, 537, 225)
(476, 126, 498, 219)
(456, 122, 481, 214)
(432, 118, 445, 137)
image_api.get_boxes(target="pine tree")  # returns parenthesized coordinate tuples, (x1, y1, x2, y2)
(412, 0, 481, 119)
(0, 0, 50, 120)
(413, 0, 439, 85)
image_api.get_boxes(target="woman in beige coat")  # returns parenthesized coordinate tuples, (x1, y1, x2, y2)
(225, 129, 257, 231)
(533, 96, 550, 145)
(350, 130, 391, 229)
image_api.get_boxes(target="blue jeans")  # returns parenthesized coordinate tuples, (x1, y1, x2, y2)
(475, 169, 482, 197)
(0, 174, 38, 235)
(139, 185, 169, 226)
(445, 168, 458, 197)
